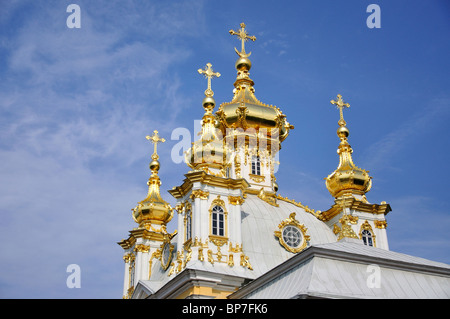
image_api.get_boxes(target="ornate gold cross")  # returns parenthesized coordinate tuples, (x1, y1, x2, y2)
(146, 130, 165, 160)
(229, 22, 256, 57)
(197, 63, 221, 97)
(330, 94, 350, 126)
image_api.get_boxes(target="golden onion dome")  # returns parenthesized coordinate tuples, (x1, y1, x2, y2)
(216, 22, 294, 143)
(185, 120, 229, 173)
(325, 95, 372, 198)
(216, 84, 293, 143)
(185, 63, 230, 175)
(133, 131, 173, 228)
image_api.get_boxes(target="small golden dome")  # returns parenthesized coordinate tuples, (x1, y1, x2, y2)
(325, 94, 372, 198)
(186, 62, 231, 175)
(325, 162, 372, 198)
(185, 133, 229, 172)
(133, 131, 173, 228)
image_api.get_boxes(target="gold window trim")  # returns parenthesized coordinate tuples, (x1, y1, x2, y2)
(359, 220, 376, 247)
(209, 195, 228, 240)
(274, 212, 310, 253)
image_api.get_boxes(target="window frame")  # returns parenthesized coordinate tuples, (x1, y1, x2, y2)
(208, 196, 228, 241)
(211, 205, 225, 237)
(359, 220, 376, 247)
(361, 229, 373, 246)
(251, 155, 261, 175)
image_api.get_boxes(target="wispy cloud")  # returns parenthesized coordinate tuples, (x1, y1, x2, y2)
(0, 0, 206, 298)
(361, 97, 450, 172)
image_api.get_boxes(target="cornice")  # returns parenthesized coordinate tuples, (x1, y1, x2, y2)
(169, 170, 250, 199)
(319, 197, 391, 222)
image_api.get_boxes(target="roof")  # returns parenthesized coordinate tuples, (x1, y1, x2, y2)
(240, 193, 336, 277)
(132, 193, 450, 299)
(229, 241, 450, 299)
(132, 193, 338, 298)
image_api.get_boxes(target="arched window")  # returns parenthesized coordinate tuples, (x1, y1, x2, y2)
(251, 155, 261, 175)
(362, 229, 374, 246)
(211, 205, 225, 237)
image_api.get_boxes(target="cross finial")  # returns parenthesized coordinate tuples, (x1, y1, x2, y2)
(146, 130, 165, 160)
(197, 63, 221, 97)
(330, 94, 350, 126)
(229, 22, 256, 57)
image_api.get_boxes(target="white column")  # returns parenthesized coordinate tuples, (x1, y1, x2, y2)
(177, 204, 184, 249)
(134, 250, 143, 286)
(123, 257, 129, 296)
(234, 201, 242, 245)
(194, 196, 201, 241)
(377, 228, 389, 250)
(200, 198, 209, 241)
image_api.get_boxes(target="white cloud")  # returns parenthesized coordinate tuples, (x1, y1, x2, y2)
(0, 0, 206, 298)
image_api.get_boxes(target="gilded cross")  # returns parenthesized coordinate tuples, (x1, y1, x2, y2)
(229, 22, 256, 57)
(198, 63, 221, 97)
(330, 94, 350, 126)
(146, 130, 165, 160)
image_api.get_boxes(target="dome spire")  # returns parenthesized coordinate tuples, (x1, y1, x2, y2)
(197, 62, 221, 110)
(325, 94, 372, 199)
(229, 22, 256, 88)
(132, 130, 173, 229)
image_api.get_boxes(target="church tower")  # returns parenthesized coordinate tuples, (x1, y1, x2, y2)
(319, 94, 391, 249)
(118, 130, 175, 299)
(169, 59, 252, 279)
(166, 22, 294, 296)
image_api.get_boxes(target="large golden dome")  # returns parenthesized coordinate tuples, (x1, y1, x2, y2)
(216, 23, 293, 144)
(216, 83, 292, 143)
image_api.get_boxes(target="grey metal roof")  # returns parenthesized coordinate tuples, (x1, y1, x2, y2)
(240, 194, 336, 277)
(229, 241, 450, 299)
(134, 194, 450, 299)
(134, 193, 338, 298)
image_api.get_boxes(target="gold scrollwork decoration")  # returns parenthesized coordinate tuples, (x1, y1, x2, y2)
(134, 244, 150, 253)
(240, 253, 253, 270)
(190, 189, 210, 200)
(228, 195, 245, 205)
(258, 188, 278, 207)
(374, 220, 387, 229)
(249, 174, 265, 183)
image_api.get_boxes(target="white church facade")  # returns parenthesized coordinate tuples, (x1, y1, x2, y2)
(118, 23, 450, 299)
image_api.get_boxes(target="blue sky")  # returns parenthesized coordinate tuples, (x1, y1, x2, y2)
(0, 0, 449, 298)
